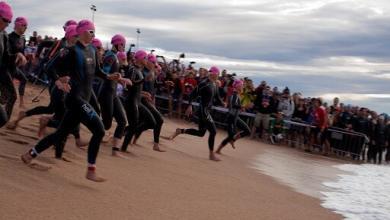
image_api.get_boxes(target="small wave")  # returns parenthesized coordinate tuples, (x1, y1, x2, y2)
(321, 164, 390, 220)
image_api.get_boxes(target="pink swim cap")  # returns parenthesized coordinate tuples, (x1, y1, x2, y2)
(147, 53, 157, 63)
(91, 38, 102, 48)
(117, 51, 127, 60)
(134, 50, 147, 61)
(0, 1, 13, 22)
(64, 20, 77, 28)
(76, 19, 95, 35)
(209, 66, 220, 76)
(65, 25, 77, 40)
(232, 80, 244, 89)
(14, 17, 27, 28)
(111, 34, 126, 46)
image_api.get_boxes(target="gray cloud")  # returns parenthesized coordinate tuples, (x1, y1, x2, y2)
(8, 0, 390, 113)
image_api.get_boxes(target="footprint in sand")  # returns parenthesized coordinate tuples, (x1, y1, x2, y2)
(28, 163, 52, 171)
(0, 154, 51, 171)
(4, 130, 39, 141)
(6, 139, 30, 145)
(35, 157, 57, 165)
(0, 153, 20, 161)
(0, 132, 8, 137)
(19, 126, 37, 133)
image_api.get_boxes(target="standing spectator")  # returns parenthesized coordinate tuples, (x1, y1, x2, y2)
(371, 115, 388, 164)
(337, 105, 353, 129)
(293, 97, 309, 122)
(195, 67, 208, 83)
(29, 30, 38, 45)
(24, 40, 37, 75)
(330, 97, 340, 115)
(251, 86, 274, 139)
(353, 108, 370, 160)
(277, 87, 295, 120)
(183, 70, 197, 100)
(307, 98, 330, 155)
(240, 78, 255, 110)
(367, 111, 378, 163)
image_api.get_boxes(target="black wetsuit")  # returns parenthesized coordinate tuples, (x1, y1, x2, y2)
(120, 64, 144, 151)
(99, 50, 126, 143)
(24, 38, 68, 118)
(22, 39, 84, 148)
(8, 31, 27, 97)
(0, 31, 12, 128)
(133, 68, 164, 145)
(0, 31, 17, 127)
(183, 78, 224, 151)
(220, 91, 250, 147)
(30, 41, 107, 165)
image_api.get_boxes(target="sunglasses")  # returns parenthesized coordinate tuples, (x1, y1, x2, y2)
(1, 17, 11, 24)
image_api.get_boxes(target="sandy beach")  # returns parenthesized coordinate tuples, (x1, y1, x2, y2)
(0, 85, 342, 220)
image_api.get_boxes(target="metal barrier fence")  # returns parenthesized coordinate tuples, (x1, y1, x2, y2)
(154, 94, 369, 160)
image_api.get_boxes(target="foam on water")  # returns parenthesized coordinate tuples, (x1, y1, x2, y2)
(321, 164, 390, 220)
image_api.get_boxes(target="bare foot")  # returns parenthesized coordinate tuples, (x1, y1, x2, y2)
(21, 152, 33, 164)
(102, 132, 112, 143)
(209, 153, 221, 162)
(215, 150, 222, 155)
(153, 144, 166, 152)
(6, 121, 17, 130)
(75, 139, 88, 148)
(169, 128, 182, 140)
(112, 150, 128, 158)
(86, 170, 106, 182)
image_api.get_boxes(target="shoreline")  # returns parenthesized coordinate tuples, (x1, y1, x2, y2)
(0, 85, 342, 220)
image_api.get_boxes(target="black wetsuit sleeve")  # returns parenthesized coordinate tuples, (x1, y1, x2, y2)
(231, 94, 241, 110)
(0, 33, 11, 75)
(95, 51, 109, 79)
(44, 50, 63, 81)
(214, 86, 225, 106)
(132, 71, 144, 86)
(48, 47, 75, 81)
(188, 81, 202, 105)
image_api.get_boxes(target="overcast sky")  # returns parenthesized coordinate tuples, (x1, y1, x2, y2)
(7, 0, 390, 113)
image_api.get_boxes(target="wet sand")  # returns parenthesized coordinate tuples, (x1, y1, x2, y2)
(0, 85, 342, 220)
(252, 145, 348, 199)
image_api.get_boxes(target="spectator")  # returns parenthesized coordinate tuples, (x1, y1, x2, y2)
(277, 87, 295, 120)
(371, 115, 388, 164)
(240, 78, 255, 110)
(183, 70, 197, 100)
(307, 98, 330, 155)
(251, 85, 274, 139)
(29, 31, 38, 45)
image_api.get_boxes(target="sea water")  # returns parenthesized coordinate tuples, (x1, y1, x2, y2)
(252, 149, 390, 220)
(321, 164, 390, 220)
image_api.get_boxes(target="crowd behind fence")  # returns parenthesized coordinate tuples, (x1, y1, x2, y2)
(154, 95, 383, 163)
